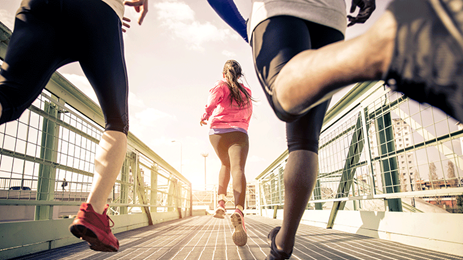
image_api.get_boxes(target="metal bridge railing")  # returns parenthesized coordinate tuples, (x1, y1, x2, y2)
(0, 64, 191, 222)
(0, 21, 192, 259)
(256, 81, 463, 226)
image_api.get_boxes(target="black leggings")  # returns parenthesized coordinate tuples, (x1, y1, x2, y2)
(209, 131, 249, 207)
(252, 16, 344, 153)
(0, 0, 129, 134)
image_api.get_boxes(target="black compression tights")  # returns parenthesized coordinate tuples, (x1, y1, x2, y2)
(251, 16, 344, 153)
(0, 0, 128, 134)
(251, 16, 345, 252)
(209, 131, 249, 207)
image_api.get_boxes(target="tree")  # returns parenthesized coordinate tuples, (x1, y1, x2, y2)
(429, 162, 438, 189)
(456, 195, 463, 213)
(414, 169, 422, 190)
(447, 161, 458, 187)
(401, 178, 407, 192)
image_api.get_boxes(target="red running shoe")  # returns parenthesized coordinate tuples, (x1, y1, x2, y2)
(230, 208, 247, 246)
(69, 203, 119, 252)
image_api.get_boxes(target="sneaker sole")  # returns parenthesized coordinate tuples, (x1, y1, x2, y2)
(213, 208, 225, 219)
(231, 213, 247, 246)
(430, 0, 463, 50)
(70, 224, 118, 252)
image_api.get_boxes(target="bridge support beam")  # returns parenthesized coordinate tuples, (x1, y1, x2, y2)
(376, 111, 402, 212)
(327, 112, 365, 228)
(35, 102, 59, 220)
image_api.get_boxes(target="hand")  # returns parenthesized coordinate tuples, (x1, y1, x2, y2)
(122, 17, 131, 33)
(124, 0, 149, 25)
(200, 120, 207, 126)
(347, 0, 375, 27)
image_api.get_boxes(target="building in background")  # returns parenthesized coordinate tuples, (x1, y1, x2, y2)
(191, 182, 256, 212)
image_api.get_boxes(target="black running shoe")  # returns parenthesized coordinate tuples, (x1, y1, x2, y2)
(265, 227, 292, 260)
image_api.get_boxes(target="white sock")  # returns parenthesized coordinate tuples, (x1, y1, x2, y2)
(218, 194, 226, 202)
(236, 205, 244, 212)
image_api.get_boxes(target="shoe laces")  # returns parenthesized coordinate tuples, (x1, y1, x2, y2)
(105, 215, 115, 232)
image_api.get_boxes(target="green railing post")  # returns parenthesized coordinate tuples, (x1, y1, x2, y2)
(150, 165, 158, 214)
(120, 158, 129, 215)
(327, 112, 365, 228)
(130, 152, 153, 224)
(278, 167, 284, 208)
(313, 179, 323, 210)
(35, 102, 59, 220)
(376, 111, 402, 212)
(176, 179, 182, 218)
(258, 181, 264, 215)
(167, 178, 176, 212)
(189, 183, 193, 216)
(270, 172, 276, 207)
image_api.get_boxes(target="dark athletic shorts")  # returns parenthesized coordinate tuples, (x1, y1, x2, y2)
(251, 16, 344, 153)
(0, 0, 129, 134)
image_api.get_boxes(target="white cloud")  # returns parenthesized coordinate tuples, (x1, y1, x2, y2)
(155, 1, 195, 21)
(62, 73, 144, 110)
(222, 50, 236, 57)
(0, 9, 14, 30)
(248, 155, 265, 163)
(154, 0, 232, 50)
(134, 107, 177, 125)
(129, 92, 146, 108)
(62, 73, 97, 103)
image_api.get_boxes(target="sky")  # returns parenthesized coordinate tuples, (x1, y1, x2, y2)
(0, 0, 392, 190)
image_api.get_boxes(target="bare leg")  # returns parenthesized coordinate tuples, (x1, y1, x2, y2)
(229, 142, 248, 208)
(218, 164, 231, 193)
(210, 132, 248, 208)
(275, 11, 397, 116)
(87, 130, 127, 214)
(274, 150, 318, 254)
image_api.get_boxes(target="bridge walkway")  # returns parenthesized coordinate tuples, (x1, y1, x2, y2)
(14, 215, 463, 260)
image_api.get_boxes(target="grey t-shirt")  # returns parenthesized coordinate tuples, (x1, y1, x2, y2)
(102, 0, 125, 21)
(247, 0, 347, 39)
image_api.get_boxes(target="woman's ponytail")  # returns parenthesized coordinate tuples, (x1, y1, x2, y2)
(223, 60, 254, 107)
